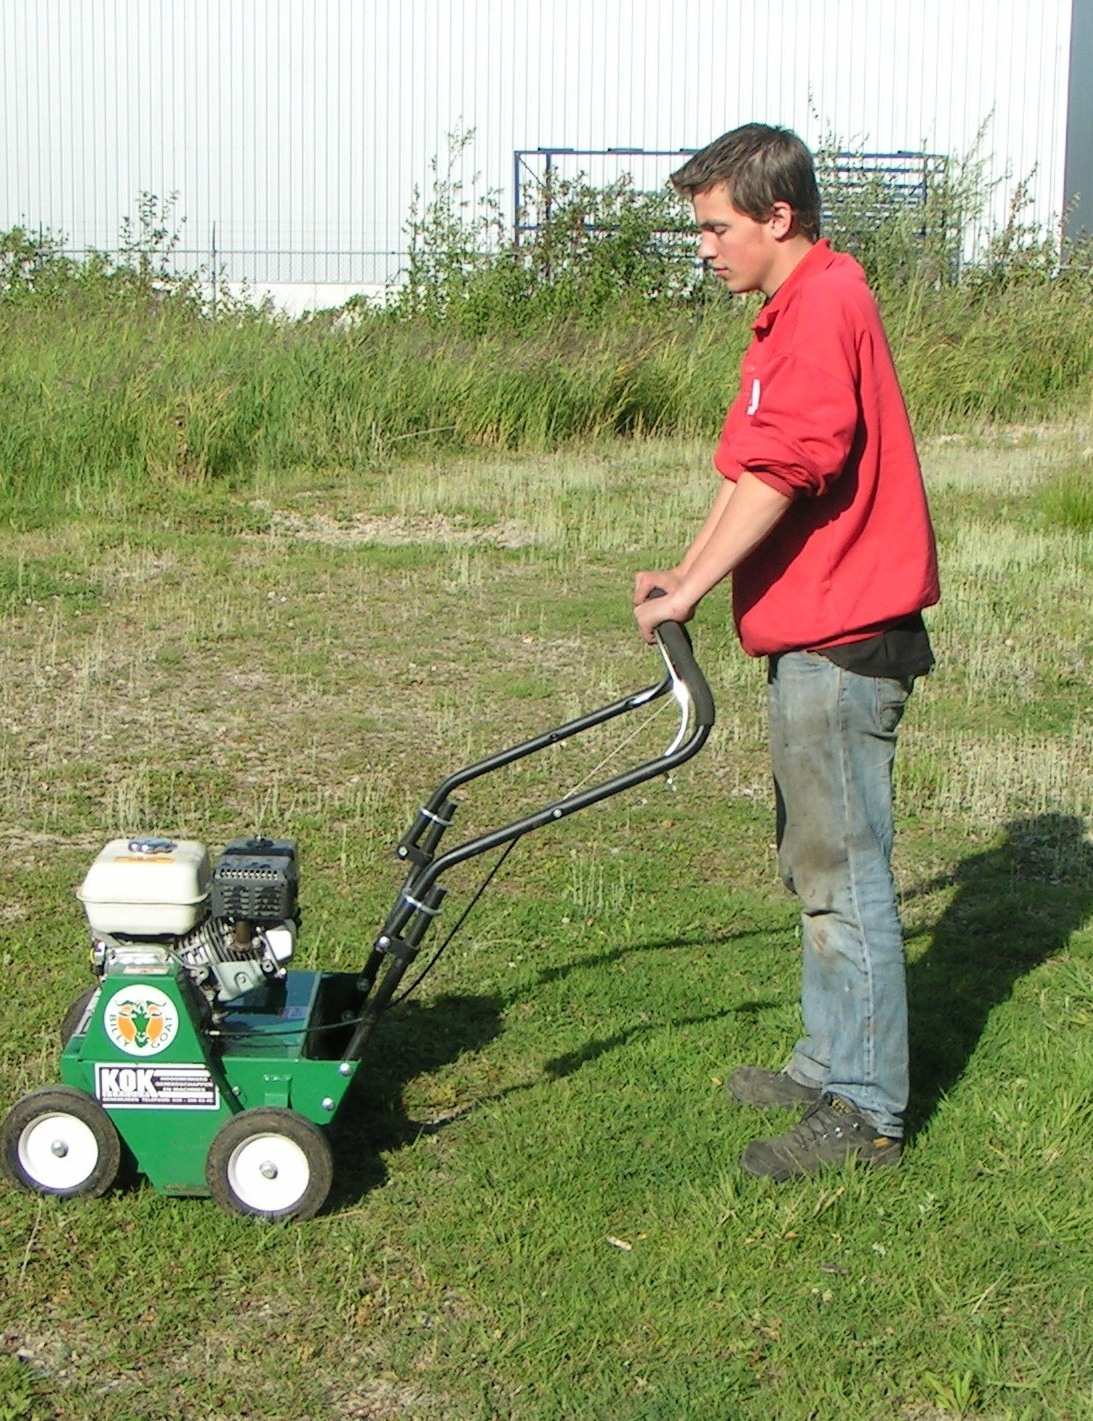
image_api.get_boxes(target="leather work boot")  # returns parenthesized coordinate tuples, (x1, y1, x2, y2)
(741, 1094, 903, 1182)
(725, 1065, 823, 1110)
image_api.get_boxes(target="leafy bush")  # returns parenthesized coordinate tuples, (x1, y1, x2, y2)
(0, 224, 80, 299)
(387, 131, 707, 333)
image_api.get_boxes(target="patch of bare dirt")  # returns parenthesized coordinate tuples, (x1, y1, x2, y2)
(262, 508, 537, 549)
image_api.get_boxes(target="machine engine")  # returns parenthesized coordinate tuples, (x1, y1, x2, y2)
(77, 836, 299, 1005)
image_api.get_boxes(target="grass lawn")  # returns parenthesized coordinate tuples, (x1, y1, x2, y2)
(0, 422, 1091, 1420)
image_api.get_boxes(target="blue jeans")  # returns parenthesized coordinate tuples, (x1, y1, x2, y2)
(767, 652, 912, 1137)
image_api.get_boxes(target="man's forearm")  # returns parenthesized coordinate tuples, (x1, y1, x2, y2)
(633, 470, 794, 642)
(677, 471, 793, 604)
(677, 476, 737, 577)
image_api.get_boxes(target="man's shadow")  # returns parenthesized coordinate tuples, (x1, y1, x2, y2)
(905, 812, 1093, 1137)
(321, 813, 1091, 1198)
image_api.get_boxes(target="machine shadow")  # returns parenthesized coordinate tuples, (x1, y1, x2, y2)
(327, 991, 503, 1206)
(904, 812, 1093, 1138)
(325, 924, 781, 1209)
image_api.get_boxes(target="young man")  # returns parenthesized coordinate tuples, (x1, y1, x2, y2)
(634, 124, 939, 1181)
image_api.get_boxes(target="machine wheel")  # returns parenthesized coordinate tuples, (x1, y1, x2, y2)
(60, 985, 100, 1048)
(1, 1086, 122, 1199)
(205, 1108, 333, 1221)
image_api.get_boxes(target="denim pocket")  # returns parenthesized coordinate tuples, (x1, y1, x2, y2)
(874, 676, 912, 735)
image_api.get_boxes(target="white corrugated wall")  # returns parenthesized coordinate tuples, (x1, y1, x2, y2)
(0, 0, 1076, 304)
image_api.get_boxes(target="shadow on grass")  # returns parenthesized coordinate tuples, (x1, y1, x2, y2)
(524, 923, 783, 994)
(323, 815, 1091, 1203)
(906, 812, 1093, 1137)
(539, 1004, 770, 1081)
(329, 991, 504, 1207)
(327, 925, 780, 1209)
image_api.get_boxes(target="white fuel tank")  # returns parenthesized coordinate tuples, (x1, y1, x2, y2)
(77, 837, 211, 938)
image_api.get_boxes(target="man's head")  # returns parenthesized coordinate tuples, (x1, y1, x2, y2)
(670, 124, 821, 243)
(671, 124, 821, 297)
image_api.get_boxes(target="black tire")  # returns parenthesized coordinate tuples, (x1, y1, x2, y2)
(60, 985, 100, 1048)
(205, 1108, 333, 1221)
(1, 1086, 122, 1199)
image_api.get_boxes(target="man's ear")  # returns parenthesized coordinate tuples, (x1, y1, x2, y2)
(768, 201, 796, 238)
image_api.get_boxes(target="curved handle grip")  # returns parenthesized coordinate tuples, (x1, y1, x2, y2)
(655, 619, 715, 729)
(645, 591, 715, 730)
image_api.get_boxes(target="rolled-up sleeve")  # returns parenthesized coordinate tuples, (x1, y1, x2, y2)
(729, 346, 860, 500)
(715, 274, 866, 500)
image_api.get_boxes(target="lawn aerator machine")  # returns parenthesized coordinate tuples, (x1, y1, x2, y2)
(1, 614, 713, 1220)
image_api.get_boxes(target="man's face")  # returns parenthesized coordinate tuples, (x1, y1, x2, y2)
(693, 184, 784, 298)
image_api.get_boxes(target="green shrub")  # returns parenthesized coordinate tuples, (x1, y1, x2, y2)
(388, 131, 705, 333)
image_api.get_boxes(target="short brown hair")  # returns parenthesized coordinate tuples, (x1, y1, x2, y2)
(670, 124, 822, 242)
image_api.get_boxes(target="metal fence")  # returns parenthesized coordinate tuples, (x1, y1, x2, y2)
(512, 145, 951, 244)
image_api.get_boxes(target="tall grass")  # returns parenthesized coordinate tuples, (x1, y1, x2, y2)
(2, 155, 1092, 527)
(0, 292, 752, 520)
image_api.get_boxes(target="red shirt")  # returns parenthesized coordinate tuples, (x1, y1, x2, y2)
(714, 240, 940, 657)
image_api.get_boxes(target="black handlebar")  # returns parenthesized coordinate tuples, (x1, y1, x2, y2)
(642, 587, 714, 730)
(341, 610, 715, 1059)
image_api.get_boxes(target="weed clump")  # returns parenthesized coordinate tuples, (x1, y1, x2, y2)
(1036, 464, 1093, 532)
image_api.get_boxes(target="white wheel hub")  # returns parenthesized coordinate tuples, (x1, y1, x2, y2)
(227, 1132, 310, 1212)
(18, 1111, 100, 1190)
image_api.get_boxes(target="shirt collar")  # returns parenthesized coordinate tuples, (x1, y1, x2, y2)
(751, 238, 837, 334)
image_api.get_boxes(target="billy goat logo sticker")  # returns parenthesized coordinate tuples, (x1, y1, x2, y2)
(103, 986, 178, 1056)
